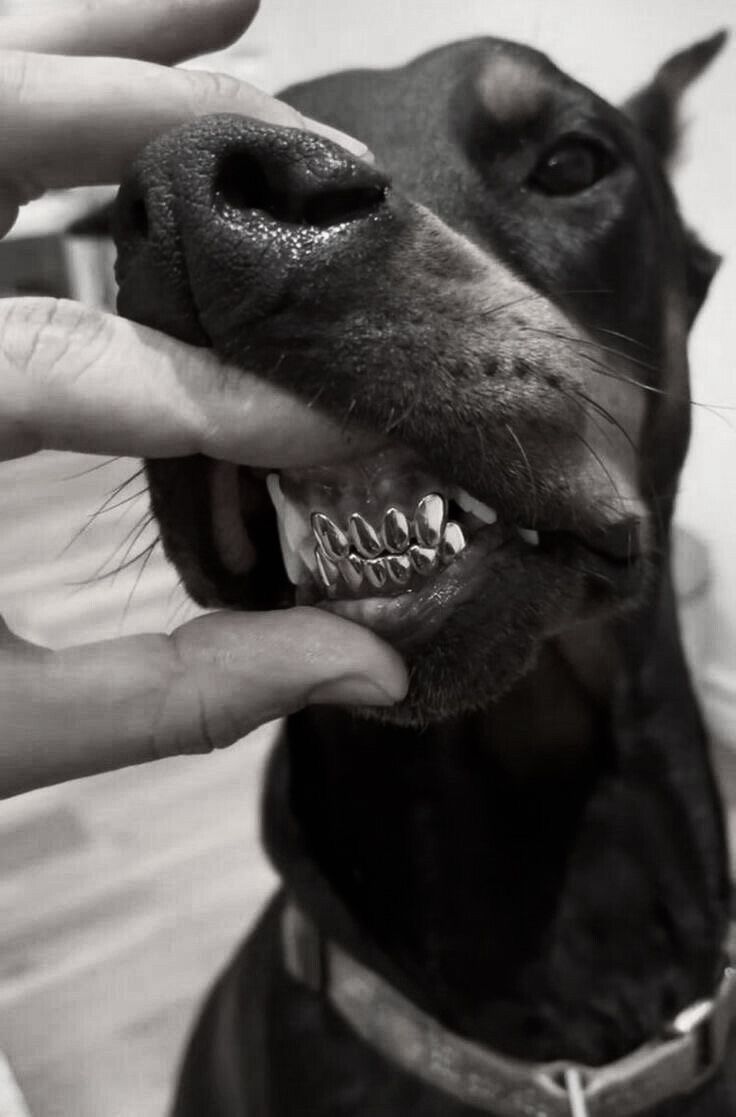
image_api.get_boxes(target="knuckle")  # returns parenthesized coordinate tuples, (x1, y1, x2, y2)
(2, 297, 113, 386)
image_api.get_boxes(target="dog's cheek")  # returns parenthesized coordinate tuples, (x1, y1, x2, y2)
(146, 459, 290, 612)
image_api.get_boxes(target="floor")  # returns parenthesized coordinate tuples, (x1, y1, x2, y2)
(0, 729, 277, 1117)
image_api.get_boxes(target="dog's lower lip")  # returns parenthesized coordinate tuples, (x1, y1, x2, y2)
(316, 525, 509, 645)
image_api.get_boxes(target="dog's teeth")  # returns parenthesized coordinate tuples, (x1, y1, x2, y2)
(266, 472, 309, 586)
(338, 553, 364, 591)
(382, 508, 411, 553)
(439, 522, 466, 564)
(453, 488, 498, 525)
(348, 513, 383, 558)
(364, 557, 389, 589)
(311, 512, 349, 561)
(315, 546, 339, 589)
(409, 544, 439, 575)
(386, 553, 412, 585)
(414, 493, 446, 548)
(517, 527, 540, 547)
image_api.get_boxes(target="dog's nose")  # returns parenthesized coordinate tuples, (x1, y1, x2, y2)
(113, 114, 390, 345)
(211, 141, 385, 228)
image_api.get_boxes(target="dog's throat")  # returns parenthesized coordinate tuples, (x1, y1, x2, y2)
(273, 614, 730, 1068)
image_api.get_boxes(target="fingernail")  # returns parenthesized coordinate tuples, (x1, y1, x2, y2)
(303, 117, 375, 163)
(309, 674, 402, 707)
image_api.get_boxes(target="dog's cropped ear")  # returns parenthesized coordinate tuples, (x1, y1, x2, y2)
(623, 29, 728, 162)
(683, 227, 722, 325)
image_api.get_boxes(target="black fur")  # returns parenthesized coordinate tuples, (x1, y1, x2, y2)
(112, 32, 732, 1116)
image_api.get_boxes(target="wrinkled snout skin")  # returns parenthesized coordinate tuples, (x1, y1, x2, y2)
(114, 39, 700, 722)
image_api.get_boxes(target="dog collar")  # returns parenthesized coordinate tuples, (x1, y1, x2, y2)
(282, 903, 736, 1117)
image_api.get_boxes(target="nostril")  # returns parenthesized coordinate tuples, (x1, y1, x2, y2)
(301, 184, 386, 227)
(214, 150, 387, 228)
(214, 151, 274, 215)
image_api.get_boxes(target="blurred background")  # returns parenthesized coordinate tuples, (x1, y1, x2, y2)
(0, 1, 734, 1114)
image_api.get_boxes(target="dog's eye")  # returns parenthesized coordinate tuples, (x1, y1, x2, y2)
(528, 137, 614, 196)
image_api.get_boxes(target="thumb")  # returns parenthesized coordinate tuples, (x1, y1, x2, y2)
(161, 608, 408, 755)
(0, 609, 408, 798)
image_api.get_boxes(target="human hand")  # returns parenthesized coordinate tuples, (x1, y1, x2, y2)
(0, 0, 408, 799)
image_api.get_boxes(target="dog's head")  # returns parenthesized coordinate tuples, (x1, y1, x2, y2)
(113, 33, 724, 724)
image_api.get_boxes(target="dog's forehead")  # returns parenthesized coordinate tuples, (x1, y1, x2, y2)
(283, 37, 603, 140)
(474, 51, 553, 128)
(282, 37, 620, 197)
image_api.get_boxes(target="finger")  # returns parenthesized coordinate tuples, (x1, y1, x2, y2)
(0, 50, 370, 219)
(0, 297, 382, 466)
(0, 0, 260, 65)
(0, 609, 408, 799)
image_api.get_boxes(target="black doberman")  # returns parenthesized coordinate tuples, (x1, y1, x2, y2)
(112, 30, 733, 1117)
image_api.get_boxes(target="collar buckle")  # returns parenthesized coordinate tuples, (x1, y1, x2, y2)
(666, 995, 720, 1078)
(563, 1068, 591, 1117)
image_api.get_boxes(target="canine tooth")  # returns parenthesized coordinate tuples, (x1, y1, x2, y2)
(265, 471, 307, 585)
(315, 547, 339, 589)
(382, 508, 411, 553)
(409, 544, 439, 576)
(311, 512, 349, 560)
(348, 513, 383, 558)
(439, 522, 466, 564)
(454, 488, 498, 525)
(386, 553, 412, 585)
(338, 554, 364, 591)
(365, 557, 388, 589)
(413, 493, 446, 548)
(517, 528, 540, 547)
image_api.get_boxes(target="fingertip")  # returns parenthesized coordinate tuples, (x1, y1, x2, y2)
(301, 115, 375, 163)
(289, 606, 409, 702)
(308, 675, 403, 708)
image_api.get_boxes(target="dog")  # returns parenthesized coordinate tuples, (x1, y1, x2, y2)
(111, 28, 734, 1117)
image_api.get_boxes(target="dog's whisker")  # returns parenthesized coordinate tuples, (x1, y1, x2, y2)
(94, 487, 150, 516)
(120, 536, 160, 628)
(58, 471, 149, 558)
(530, 326, 736, 421)
(572, 430, 624, 507)
(340, 397, 359, 436)
(88, 511, 156, 584)
(68, 538, 160, 588)
(60, 455, 123, 481)
(526, 326, 664, 376)
(572, 386, 639, 457)
(590, 324, 653, 351)
(504, 422, 539, 524)
(385, 398, 419, 435)
(578, 350, 736, 429)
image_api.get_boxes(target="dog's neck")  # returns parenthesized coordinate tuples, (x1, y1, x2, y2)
(269, 569, 731, 1066)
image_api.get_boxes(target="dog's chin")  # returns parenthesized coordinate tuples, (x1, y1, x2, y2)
(348, 626, 547, 727)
